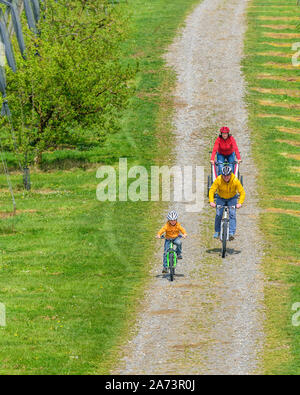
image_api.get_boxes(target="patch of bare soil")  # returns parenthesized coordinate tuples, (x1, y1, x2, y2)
(263, 32, 300, 39)
(277, 127, 300, 135)
(252, 87, 300, 97)
(259, 100, 300, 110)
(280, 196, 300, 203)
(33, 189, 62, 194)
(276, 140, 300, 147)
(264, 62, 299, 70)
(0, 209, 37, 218)
(287, 183, 300, 188)
(261, 24, 297, 30)
(258, 113, 300, 122)
(266, 208, 300, 218)
(259, 17, 299, 21)
(257, 52, 292, 58)
(261, 42, 295, 47)
(280, 152, 300, 161)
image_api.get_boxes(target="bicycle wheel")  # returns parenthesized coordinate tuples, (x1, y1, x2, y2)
(240, 175, 243, 186)
(169, 253, 175, 281)
(222, 222, 227, 258)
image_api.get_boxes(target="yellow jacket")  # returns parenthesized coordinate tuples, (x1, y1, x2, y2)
(209, 174, 245, 204)
(157, 222, 187, 239)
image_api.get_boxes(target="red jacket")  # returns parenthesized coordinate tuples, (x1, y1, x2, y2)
(211, 136, 241, 161)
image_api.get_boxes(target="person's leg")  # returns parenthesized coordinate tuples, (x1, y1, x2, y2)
(227, 152, 236, 174)
(228, 196, 238, 236)
(215, 196, 225, 235)
(217, 153, 225, 175)
(163, 239, 171, 268)
(173, 236, 182, 258)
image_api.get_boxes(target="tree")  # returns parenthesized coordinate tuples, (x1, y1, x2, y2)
(0, 0, 134, 172)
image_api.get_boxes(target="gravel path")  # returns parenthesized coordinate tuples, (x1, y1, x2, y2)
(113, 0, 264, 375)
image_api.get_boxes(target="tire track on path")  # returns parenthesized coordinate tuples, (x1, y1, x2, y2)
(114, 0, 264, 375)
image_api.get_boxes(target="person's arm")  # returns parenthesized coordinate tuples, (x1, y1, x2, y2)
(236, 179, 245, 205)
(179, 224, 187, 238)
(210, 138, 219, 162)
(156, 224, 167, 238)
(209, 178, 219, 204)
(231, 136, 241, 161)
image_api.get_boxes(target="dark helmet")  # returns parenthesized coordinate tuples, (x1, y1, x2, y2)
(222, 165, 232, 176)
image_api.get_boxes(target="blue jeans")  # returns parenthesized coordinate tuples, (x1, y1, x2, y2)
(215, 195, 238, 235)
(163, 236, 182, 267)
(217, 152, 235, 175)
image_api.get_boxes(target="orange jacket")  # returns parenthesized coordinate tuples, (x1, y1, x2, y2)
(157, 222, 187, 239)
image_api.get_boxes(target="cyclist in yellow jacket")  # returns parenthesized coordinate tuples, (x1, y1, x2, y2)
(209, 165, 245, 240)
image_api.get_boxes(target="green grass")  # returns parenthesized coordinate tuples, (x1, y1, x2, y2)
(0, 167, 162, 374)
(0, 0, 202, 374)
(243, 0, 300, 374)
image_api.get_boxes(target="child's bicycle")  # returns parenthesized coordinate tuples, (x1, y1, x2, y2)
(160, 235, 181, 281)
(217, 204, 236, 258)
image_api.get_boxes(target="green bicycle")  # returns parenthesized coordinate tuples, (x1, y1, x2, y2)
(161, 235, 180, 281)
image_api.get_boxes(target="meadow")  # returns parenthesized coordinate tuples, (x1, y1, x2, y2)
(243, 0, 300, 374)
(0, 0, 200, 374)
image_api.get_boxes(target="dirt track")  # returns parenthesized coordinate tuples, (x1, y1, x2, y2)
(113, 0, 265, 375)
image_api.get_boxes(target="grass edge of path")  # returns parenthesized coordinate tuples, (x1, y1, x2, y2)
(243, 0, 300, 375)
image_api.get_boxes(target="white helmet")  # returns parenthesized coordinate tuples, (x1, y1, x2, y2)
(222, 165, 232, 176)
(167, 210, 178, 221)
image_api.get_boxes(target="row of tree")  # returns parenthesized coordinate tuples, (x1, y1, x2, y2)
(0, 0, 134, 179)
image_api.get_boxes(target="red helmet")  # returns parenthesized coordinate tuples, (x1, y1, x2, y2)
(220, 126, 230, 134)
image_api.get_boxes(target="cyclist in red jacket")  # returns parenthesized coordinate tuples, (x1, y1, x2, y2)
(210, 126, 242, 175)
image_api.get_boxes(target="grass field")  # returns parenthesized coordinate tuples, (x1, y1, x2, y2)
(0, 167, 160, 374)
(0, 0, 201, 374)
(3, 0, 299, 376)
(243, 0, 300, 374)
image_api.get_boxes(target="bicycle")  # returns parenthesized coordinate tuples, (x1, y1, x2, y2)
(160, 235, 181, 281)
(217, 204, 236, 258)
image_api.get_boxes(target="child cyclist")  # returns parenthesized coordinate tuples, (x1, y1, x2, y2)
(156, 210, 187, 273)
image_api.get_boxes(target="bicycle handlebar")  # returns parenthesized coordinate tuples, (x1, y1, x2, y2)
(159, 235, 182, 239)
(216, 205, 236, 209)
(214, 161, 239, 165)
